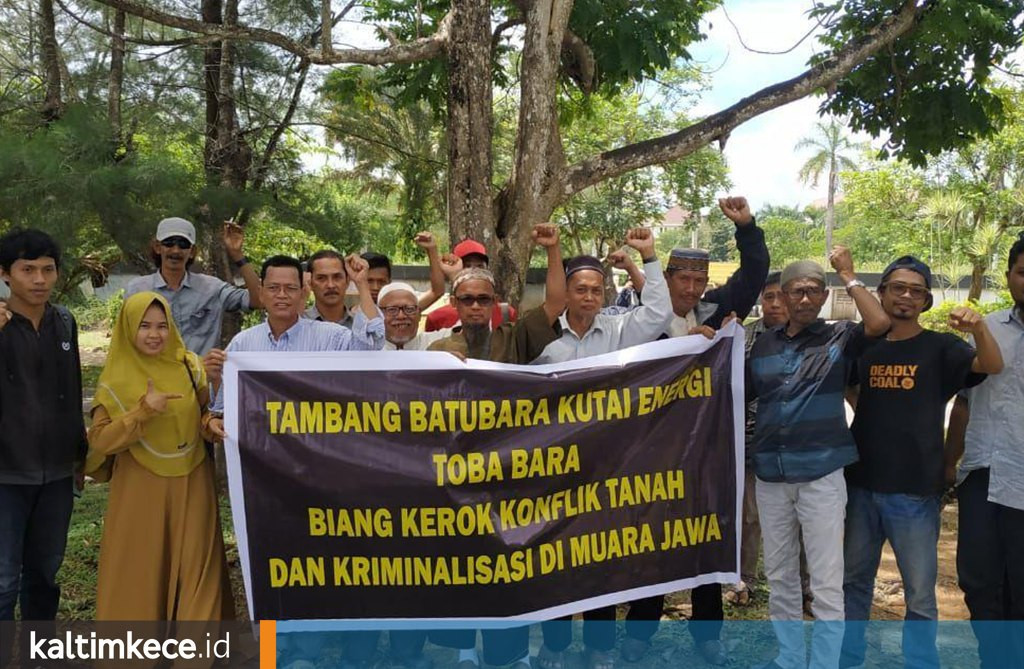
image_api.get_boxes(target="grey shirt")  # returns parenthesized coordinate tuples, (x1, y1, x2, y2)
(530, 259, 673, 364)
(959, 307, 1024, 510)
(304, 304, 354, 329)
(125, 270, 251, 355)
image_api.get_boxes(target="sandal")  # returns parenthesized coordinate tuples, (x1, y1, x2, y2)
(536, 645, 565, 669)
(585, 648, 614, 669)
(724, 582, 751, 606)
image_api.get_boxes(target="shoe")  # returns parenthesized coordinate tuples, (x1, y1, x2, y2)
(697, 640, 728, 666)
(620, 638, 650, 663)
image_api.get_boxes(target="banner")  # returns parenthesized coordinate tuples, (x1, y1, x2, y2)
(223, 324, 745, 625)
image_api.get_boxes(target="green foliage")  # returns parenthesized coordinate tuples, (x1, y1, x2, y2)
(320, 67, 446, 249)
(814, 0, 1024, 166)
(567, 0, 718, 92)
(244, 217, 329, 264)
(553, 83, 729, 256)
(834, 162, 931, 264)
(919, 291, 1014, 337)
(757, 210, 825, 267)
(0, 105, 197, 291)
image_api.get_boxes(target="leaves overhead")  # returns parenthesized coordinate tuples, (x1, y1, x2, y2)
(814, 0, 1024, 166)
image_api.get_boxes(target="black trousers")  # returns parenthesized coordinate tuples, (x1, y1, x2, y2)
(956, 468, 1024, 669)
(541, 595, 666, 653)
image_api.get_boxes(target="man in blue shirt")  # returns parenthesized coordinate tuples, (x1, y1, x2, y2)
(946, 233, 1024, 669)
(747, 249, 889, 669)
(126, 217, 262, 355)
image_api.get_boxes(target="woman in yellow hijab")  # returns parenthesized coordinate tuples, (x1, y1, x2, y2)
(86, 291, 234, 621)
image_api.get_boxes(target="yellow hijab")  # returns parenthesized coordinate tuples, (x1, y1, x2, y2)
(91, 291, 206, 477)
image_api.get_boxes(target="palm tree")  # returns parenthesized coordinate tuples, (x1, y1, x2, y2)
(795, 118, 860, 257)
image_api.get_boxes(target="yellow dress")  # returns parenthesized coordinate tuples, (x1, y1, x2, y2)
(89, 402, 235, 621)
(85, 291, 234, 622)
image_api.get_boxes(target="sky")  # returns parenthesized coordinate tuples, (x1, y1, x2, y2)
(310, 1, 881, 212)
(686, 0, 871, 210)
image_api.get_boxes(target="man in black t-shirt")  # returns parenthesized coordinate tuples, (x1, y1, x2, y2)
(840, 256, 1003, 669)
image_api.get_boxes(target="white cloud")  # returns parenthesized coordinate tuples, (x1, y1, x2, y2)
(687, 1, 869, 210)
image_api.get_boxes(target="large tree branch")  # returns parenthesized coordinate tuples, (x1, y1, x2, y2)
(564, 0, 930, 198)
(89, 0, 451, 65)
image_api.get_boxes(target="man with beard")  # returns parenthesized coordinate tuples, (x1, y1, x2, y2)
(946, 233, 1024, 669)
(428, 225, 565, 364)
(377, 283, 450, 350)
(125, 217, 261, 355)
(747, 249, 889, 669)
(424, 239, 519, 332)
(424, 224, 565, 669)
(840, 256, 1001, 669)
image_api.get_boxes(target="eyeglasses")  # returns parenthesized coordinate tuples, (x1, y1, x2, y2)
(882, 282, 930, 300)
(160, 237, 192, 250)
(264, 284, 301, 295)
(783, 286, 825, 300)
(455, 294, 494, 307)
(382, 305, 419, 317)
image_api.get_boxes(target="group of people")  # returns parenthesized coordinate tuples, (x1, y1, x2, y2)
(0, 194, 1021, 669)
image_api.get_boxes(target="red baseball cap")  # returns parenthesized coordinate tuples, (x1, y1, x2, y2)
(453, 239, 488, 261)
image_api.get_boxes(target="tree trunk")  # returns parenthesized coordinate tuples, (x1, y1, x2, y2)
(968, 260, 986, 301)
(202, 0, 223, 184)
(825, 158, 837, 257)
(489, 0, 573, 304)
(108, 9, 126, 142)
(446, 0, 494, 246)
(39, 0, 62, 120)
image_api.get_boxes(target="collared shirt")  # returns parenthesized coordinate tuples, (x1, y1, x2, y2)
(125, 270, 251, 355)
(960, 307, 1024, 510)
(668, 311, 699, 338)
(530, 259, 673, 364)
(747, 319, 865, 483)
(210, 311, 384, 413)
(304, 304, 353, 329)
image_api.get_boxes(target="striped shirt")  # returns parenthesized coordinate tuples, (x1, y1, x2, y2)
(747, 319, 865, 482)
(210, 312, 383, 412)
(959, 308, 1024, 510)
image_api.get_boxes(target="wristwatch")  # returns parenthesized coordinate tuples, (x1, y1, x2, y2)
(845, 279, 866, 293)
(233, 256, 250, 268)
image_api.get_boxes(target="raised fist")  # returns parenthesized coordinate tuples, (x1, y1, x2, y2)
(624, 228, 655, 260)
(718, 197, 753, 225)
(531, 223, 560, 248)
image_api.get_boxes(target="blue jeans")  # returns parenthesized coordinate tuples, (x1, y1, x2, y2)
(841, 485, 940, 669)
(0, 479, 74, 621)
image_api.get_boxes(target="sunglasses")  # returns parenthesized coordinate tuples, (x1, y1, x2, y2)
(881, 282, 930, 300)
(456, 294, 494, 307)
(160, 237, 193, 250)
